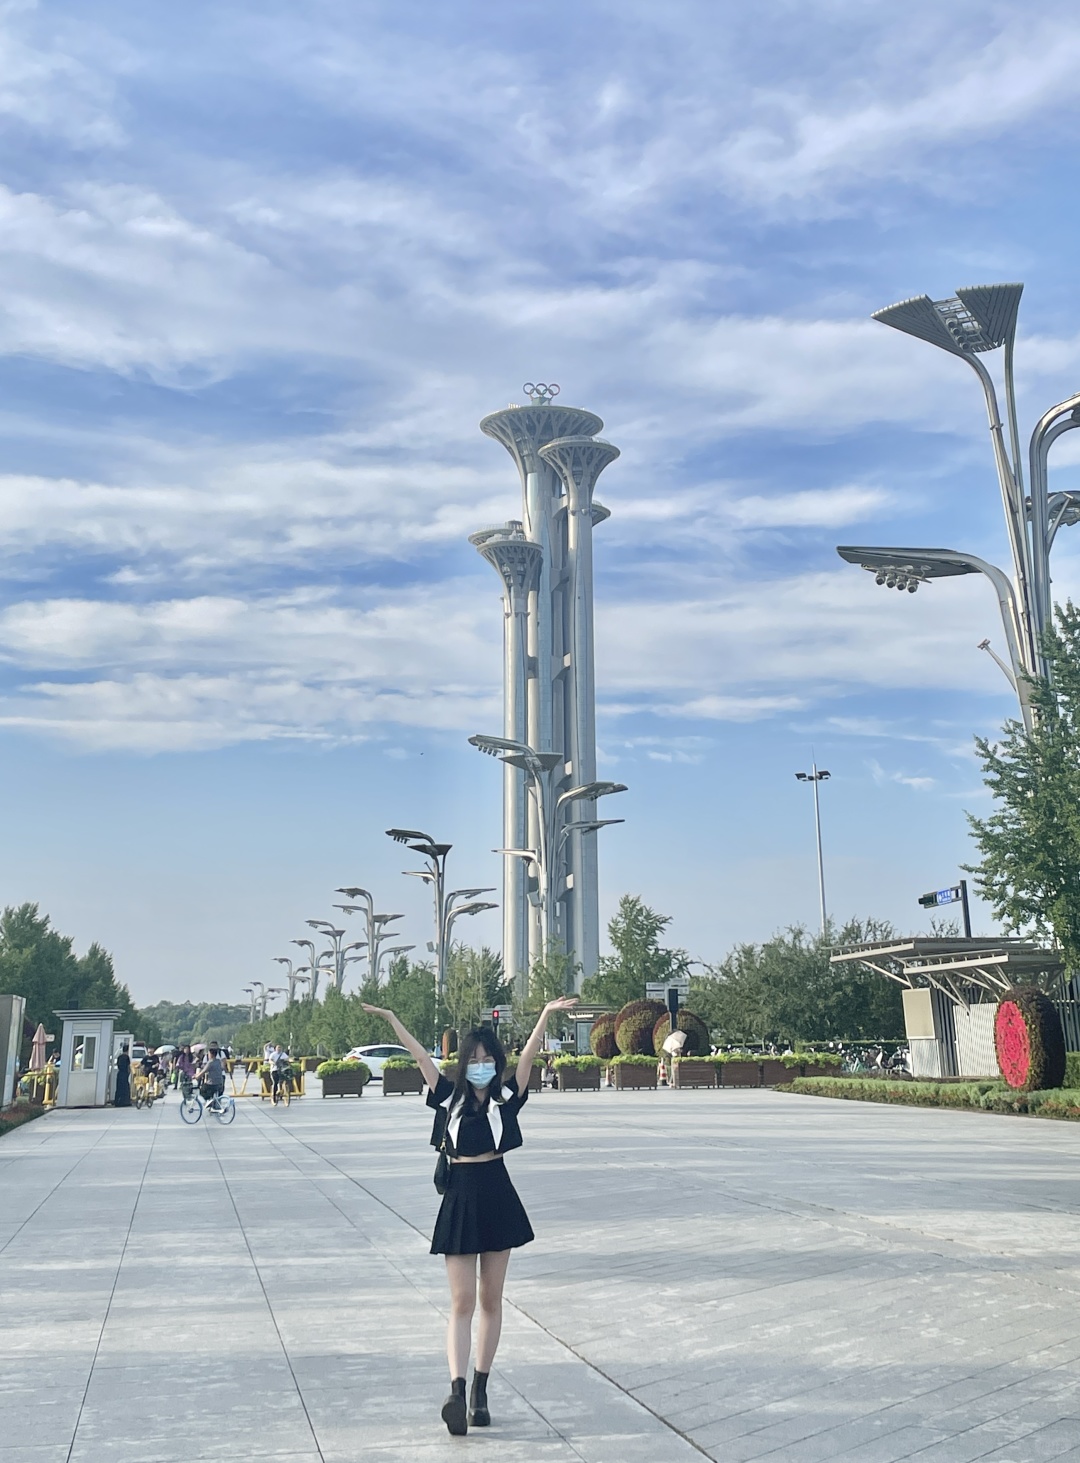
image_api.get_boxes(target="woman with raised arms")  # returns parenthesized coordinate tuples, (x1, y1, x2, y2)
(361, 995, 578, 1436)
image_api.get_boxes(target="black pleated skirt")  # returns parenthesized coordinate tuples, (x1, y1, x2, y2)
(430, 1157, 535, 1255)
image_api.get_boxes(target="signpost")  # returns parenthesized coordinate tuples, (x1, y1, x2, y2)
(646, 978, 690, 1024)
(918, 879, 972, 938)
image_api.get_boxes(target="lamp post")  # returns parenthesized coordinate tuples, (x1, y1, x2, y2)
(334, 892, 402, 982)
(795, 765, 831, 937)
(264, 986, 287, 1020)
(386, 829, 454, 998)
(274, 957, 313, 1005)
(469, 734, 625, 970)
(290, 939, 332, 1001)
(839, 284, 1080, 732)
(385, 831, 496, 1001)
(243, 985, 257, 1023)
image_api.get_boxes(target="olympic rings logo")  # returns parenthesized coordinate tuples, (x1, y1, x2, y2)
(523, 382, 560, 403)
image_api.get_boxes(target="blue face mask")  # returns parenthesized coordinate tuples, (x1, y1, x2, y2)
(466, 1060, 497, 1089)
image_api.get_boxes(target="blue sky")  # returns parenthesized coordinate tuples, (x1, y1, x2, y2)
(2, 0, 1080, 1004)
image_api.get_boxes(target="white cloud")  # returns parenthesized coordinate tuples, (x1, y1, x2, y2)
(868, 758, 936, 792)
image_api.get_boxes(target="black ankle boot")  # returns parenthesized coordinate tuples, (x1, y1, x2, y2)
(441, 1377, 467, 1435)
(469, 1370, 490, 1427)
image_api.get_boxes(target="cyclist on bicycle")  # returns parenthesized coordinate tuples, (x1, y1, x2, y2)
(199, 1046, 226, 1107)
(270, 1045, 292, 1100)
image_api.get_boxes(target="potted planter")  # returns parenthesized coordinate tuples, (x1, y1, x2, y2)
(720, 1060, 760, 1087)
(382, 1064, 425, 1096)
(672, 1059, 718, 1089)
(555, 1058, 603, 1091)
(801, 1062, 835, 1078)
(760, 1059, 787, 1086)
(317, 1060, 371, 1098)
(505, 1064, 542, 1092)
(611, 1059, 658, 1090)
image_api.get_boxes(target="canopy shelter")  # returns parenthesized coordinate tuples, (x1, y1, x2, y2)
(830, 937, 1064, 1006)
(831, 938, 1065, 1079)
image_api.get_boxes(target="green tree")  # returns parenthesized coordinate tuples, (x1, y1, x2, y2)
(967, 602, 1080, 968)
(525, 942, 581, 1034)
(692, 918, 902, 1045)
(443, 945, 508, 1036)
(0, 903, 152, 1051)
(581, 895, 688, 1008)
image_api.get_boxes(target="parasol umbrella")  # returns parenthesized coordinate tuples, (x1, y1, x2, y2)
(29, 1023, 47, 1071)
(191, 1042, 207, 1052)
(155, 1044, 177, 1053)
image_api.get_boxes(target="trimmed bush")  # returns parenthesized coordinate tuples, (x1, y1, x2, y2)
(651, 1009, 711, 1057)
(553, 1054, 605, 1070)
(589, 1012, 619, 1060)
(1065, 1052, 1080, 1088)
(609, 1053, 659, 1066)
(789, 1075, 1080, 1121)
(614, 999, 667, 1055)
(994, 988, 1066, 1091)
(382, 1055, 420, 1070)
(315, 1059, 371, 1083)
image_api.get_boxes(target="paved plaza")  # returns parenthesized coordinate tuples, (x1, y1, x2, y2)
(5, 1086, 1080, 1462)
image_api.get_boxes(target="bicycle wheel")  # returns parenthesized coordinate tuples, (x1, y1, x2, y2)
(214, 1096, 236, 1125)
(134, 1088, 144, 1110)
(281, 1080, 290, 1108)
(180, 1094, 203, 1124)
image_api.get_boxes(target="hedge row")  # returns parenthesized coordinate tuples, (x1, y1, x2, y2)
(789, 1075, 1080, 1120)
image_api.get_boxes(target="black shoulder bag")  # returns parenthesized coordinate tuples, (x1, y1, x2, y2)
(434, 1114, 451, 1194)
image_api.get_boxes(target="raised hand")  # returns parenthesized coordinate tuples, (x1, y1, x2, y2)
(545, 996, 579, 1013)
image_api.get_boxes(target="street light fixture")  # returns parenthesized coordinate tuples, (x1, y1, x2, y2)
(841, 284, 1080, 732)
(374, 944, 416, 982)
(795, 766, 831, 937)
(469, 734, 625, 956)
(290, 939, 333, 1001)
(386, 829, 454, 998)
(334, 890, 402, 982)
(242, 985, 257, 1023)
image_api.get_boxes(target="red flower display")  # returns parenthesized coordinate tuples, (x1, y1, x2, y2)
(994, 988, 1066, 1092)
(995, 1000, 1031, 1088)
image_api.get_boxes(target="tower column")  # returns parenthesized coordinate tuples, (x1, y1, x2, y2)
(470, 526, 541, 998)
(539, 436, 620, 984)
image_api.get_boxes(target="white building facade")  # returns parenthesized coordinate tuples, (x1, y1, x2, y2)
(469, 386, 624, 997)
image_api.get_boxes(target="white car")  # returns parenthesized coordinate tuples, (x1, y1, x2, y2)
(343, 1043, 412, 1079)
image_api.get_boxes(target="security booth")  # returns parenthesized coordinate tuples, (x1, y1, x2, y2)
(54, 1009, 123, 1107)
(0, 993, 26, 1107)
(830, 939, 1065, 1079)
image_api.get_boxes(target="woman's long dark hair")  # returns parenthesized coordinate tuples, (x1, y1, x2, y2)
(451, 1028, 508, 1111)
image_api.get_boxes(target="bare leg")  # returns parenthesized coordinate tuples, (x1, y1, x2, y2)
(444, 1254, 477, 1378)
(476, 1249, 511, 1371)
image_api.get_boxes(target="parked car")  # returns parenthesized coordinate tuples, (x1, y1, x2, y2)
(343, 1043, 411, 1079)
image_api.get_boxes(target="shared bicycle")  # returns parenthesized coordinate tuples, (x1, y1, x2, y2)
(179, 1076, 235, 1125)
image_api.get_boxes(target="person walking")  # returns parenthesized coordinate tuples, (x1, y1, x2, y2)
(361, 994, 578, 1436)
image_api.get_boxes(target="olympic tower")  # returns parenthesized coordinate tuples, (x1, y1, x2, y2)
(469, 384, 626, 998)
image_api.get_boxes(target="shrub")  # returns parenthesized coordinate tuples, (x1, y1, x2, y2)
(553, 1054, 605, 1070)
(382, 1055, 420, 1070)
(614, 999, 667, 1055)
(994, 988, 1066, 1091)
(651, 1009, 711, 1057)
(589, 1012, 619, 1060)
(315, 1059, 371, 1082)
(1066, 1052, 1080, 1088)
(609, 1054, 659, 1067)
(789, 1075, 1080, 1121)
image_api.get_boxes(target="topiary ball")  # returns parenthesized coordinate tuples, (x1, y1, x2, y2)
(589, 1012, 618, 1060)
(615, 999, 667, 1055)
(994, 988, 1066, 1091)
(652, 1009, 711, 1057)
